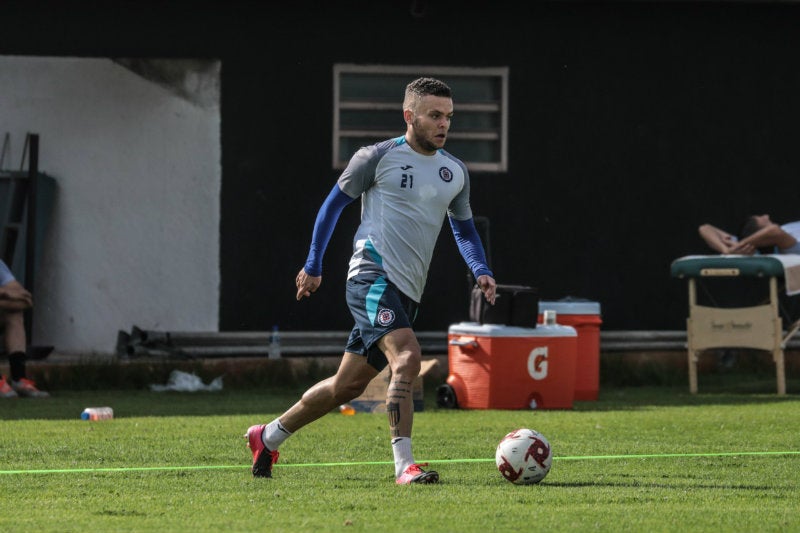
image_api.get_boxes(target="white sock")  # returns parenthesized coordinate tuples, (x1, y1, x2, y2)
(262, 419, 292, 451)
(392, 437, 414, 478)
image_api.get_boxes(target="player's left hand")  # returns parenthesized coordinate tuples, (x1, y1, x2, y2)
(476, 274, 496, 305)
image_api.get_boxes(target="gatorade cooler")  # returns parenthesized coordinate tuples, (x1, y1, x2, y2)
(444, 321, 577, 410)
(538, 299, 602, 401)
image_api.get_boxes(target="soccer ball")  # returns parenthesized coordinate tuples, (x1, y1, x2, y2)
(495, 428, 552, 485)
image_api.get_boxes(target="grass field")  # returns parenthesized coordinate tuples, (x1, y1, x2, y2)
(1, 382, 799, 532)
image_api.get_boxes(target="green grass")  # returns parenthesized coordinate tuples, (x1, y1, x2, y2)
(1, 385, 799, 532)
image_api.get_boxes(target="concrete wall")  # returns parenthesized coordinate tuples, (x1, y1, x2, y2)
(0, 56, 221, 355)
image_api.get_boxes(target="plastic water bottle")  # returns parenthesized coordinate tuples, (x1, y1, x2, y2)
(268, 325, 281, 359)
(339, 404, 356, 416)
(81, 407, 114, 420)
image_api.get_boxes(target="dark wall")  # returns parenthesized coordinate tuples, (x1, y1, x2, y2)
(3, 1, 799, 332)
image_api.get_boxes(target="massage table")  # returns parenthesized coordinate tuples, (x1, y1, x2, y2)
(671, 255, 800, 395)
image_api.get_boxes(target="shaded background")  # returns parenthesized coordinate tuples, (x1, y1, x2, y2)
(3, 0, 798, 334)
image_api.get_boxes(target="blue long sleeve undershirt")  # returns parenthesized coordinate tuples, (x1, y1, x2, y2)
(303, 184, 355, 276)
(449, 217, 494, 280)
(303, 184, 493, 282)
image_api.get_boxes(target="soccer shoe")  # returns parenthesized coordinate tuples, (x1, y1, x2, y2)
(11, 377, 50, 398)
(396, 463, 439, 485)
(245, 424, 280, 478)
(0, 376, 19, 398)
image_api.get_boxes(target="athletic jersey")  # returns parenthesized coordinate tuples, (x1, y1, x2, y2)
(338, 136, 472, 303)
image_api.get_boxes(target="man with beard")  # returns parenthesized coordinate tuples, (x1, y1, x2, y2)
(246, 77, 496, 484)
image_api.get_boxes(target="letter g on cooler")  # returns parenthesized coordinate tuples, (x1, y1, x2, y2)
(527, 347, 548, 380)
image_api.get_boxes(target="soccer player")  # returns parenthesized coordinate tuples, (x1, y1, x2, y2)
(0, 259, 49, 398)
(246, 77, 496, 484)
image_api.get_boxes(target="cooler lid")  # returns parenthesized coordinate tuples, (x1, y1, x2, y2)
(448, 321, 576, 337)
(538, 299, 601, 315)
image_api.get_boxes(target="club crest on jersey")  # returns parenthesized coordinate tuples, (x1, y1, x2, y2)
(376, 308, 396, 326)
(439, 166, 453, 182)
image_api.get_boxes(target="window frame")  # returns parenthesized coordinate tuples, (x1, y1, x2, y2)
(333, 64, 509, 173)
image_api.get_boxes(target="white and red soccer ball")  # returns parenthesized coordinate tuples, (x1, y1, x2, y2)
(495, 428, 552, 485)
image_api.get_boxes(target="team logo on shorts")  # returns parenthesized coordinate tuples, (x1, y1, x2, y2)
(439, 167, 453, 182)
(376, 308, 396, 326)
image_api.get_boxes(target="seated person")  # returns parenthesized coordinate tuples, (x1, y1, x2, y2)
(0, 259, 49, 398)
(699, 215, 800, 255)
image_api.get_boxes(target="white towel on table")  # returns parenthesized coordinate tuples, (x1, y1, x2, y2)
(770, 254, 800, 296)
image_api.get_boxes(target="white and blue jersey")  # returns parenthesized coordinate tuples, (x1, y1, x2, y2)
(338, 137, 473, 303)
(303, 136, 492, 307)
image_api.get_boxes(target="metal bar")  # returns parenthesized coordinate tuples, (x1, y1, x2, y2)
(24, 134, 39, 343)
(600, 341, 687, 352)
(126, 328, 800, 360)
(600, 331, 686, 341)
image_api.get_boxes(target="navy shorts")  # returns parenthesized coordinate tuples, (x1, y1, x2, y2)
(345, 272, 419, 371)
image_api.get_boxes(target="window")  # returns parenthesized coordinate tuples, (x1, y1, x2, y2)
(333, 64, 509, 172)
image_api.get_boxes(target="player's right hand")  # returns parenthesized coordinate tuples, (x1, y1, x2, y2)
(476, 274, 497, 305)
(295, 268, 322, 300)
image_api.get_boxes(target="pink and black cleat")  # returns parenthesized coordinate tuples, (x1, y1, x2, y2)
(245, 424, 280, 478)
(396, 463, 439, 485)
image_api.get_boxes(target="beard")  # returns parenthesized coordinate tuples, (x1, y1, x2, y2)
(411, 118, 440, 152)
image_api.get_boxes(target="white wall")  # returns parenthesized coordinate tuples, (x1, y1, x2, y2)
(0, 56, 221, 355)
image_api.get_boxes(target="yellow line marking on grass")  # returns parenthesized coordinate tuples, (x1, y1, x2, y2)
(1, 450, 798, 475)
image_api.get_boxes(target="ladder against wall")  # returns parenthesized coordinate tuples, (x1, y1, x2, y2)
(0, 170, 57, 287)
(1, 132, 57, 288)
(1, 134, 57, 353)
(1, 172, 33, 277)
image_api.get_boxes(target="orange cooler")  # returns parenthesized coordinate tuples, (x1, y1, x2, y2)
(538, 300, 602, 401)
(446, 322, 577, 410)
